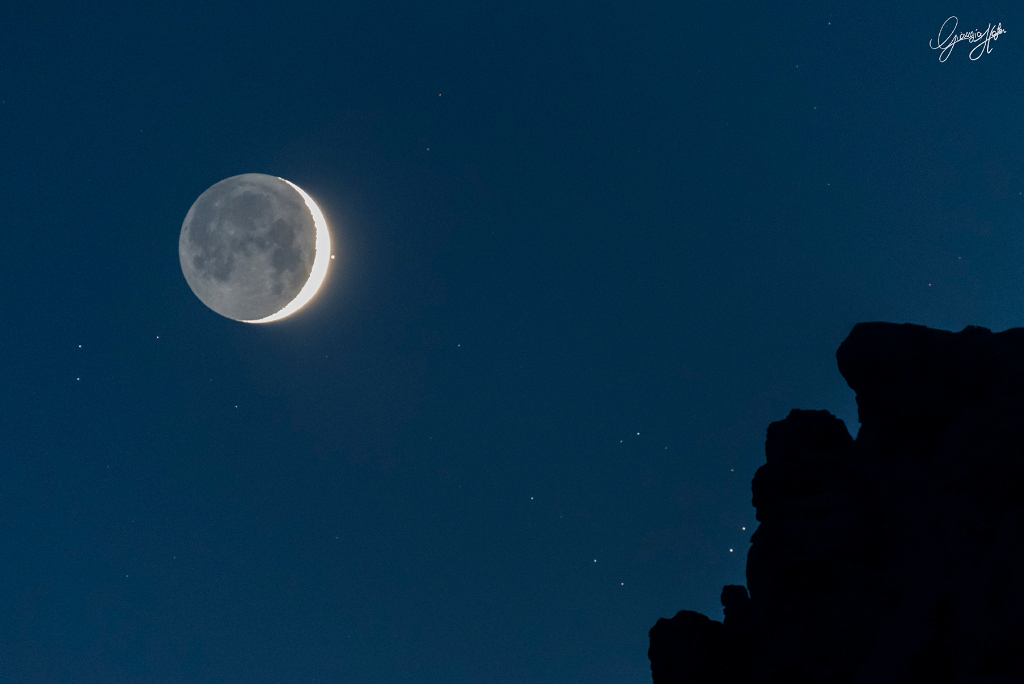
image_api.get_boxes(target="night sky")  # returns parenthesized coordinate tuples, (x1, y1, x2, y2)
(0, 2, 1020, 682)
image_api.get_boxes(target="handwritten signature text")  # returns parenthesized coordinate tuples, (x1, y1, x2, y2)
(930, 16, 1005, 61)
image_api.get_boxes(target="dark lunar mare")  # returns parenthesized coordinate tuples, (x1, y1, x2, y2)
(179, 173, 316, 321)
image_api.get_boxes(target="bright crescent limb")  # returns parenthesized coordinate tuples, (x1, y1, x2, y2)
(246, 179, 332, 323)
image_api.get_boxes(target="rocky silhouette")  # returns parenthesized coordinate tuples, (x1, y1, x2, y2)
(649, 322, 1024, 683)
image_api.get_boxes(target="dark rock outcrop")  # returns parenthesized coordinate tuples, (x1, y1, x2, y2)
(649, 322, 1024, 683)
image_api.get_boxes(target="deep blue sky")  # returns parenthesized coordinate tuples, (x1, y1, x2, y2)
(0, 1, 1020, 682)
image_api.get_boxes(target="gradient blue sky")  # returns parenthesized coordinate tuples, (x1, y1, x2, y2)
(0, 1, 1020, 682)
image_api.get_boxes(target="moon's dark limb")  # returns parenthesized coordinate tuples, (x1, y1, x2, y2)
(179, 174, 317, 321)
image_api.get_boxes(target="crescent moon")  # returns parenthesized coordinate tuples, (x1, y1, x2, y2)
(245, 179, 332, 323)
(179, 174, 334, 323)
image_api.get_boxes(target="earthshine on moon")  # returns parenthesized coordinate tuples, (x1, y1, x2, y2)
(179, 173, 331, 323)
